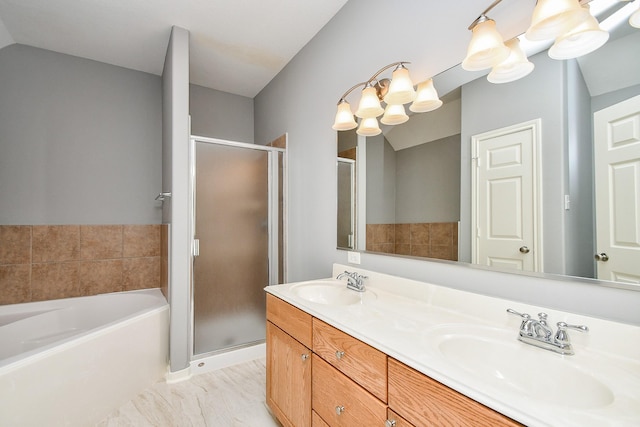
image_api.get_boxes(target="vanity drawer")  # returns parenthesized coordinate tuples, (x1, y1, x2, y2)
(388, 358, 522, 427)
(266, 294, 312, 348)
(312, 354, 387, 427)
(312, 318, 387, 402)
(312, 410, 330, 427)
(387, 408, 415, 427)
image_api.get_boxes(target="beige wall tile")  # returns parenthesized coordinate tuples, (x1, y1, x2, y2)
(32, 225, 80, 263)
(80, 225, 123, 260)
(31, 262, 80, 301)
(79, 260, 123, 295)
(161, 224, 169, 300)
(410, 224, 430, 246)
(0, 225, 31, 265)
(0, 264, 31, 304)
(395, 243, 411, 256)
(395, 224, 410, 244)
(431, 223, 453, 246)
(123, 257, 160, 291)
(430, 245, 454, 261)
(123, 225, 161, 258)
(411, 244, 431, 258)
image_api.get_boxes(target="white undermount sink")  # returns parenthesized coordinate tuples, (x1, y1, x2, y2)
(426, 325, 615, 409)
(290, 280, 375, 306)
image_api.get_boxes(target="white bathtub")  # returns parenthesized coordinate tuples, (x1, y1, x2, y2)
(0, 288, 169, 427)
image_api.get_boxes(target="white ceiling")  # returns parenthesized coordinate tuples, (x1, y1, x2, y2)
(0, 0, 349, 98)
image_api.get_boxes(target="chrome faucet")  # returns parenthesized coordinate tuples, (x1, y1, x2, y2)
(336, 271, 367, 292)
(507, 309, 588, 355)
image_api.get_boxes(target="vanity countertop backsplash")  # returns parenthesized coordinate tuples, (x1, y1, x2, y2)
(265, 263, 640, 427)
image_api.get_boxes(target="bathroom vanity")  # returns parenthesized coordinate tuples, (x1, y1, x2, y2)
(265, 264, 640, 427)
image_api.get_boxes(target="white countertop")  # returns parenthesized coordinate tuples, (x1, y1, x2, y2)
(265, 263, 640, 427)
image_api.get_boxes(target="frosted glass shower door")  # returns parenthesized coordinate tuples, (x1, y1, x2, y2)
(193, 141, 270, 356)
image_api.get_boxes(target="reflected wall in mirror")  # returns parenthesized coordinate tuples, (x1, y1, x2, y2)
(336, 17, 640, 287)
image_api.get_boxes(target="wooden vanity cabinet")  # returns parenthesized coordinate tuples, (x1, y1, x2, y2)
(266, 293, 521, 427)
(312, 354, 387, 426)
(266, 295, 312, 427)
(311, 410, 331, 427)
(386, 408, 415, 427)
(312, 318, 387, 402)
(388, 358, 522, 427)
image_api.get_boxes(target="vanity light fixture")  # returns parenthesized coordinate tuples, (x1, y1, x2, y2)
(548, 4, 609, 59)
(332, 62, 443, 136)
(463, 0, 613, 84)
(487, 37, 535, 83)
(632, 9, 640, 27)
(462, 15, 511, 71)
(410, 78, 443, 113)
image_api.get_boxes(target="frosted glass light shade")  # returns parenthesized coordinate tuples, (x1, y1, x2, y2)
(462, 18, 510, 71)
(383, 66, 416, 105)
(488, 38, 535, 84)
(410, 79, 443, 113)
(332, 100, 357, 131)
(549, 7, 609, 60)
(380, 104, 409, 126)
(526, 0, 591, 41)
(356, 117, 381, 136)
(355, 86, 384, 118)
(630, 8, 640, 28)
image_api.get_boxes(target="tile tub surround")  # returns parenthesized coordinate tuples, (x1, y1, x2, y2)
(366, 222, 459, 261)
(265, 264, 640, 427)
(0, 224, 166, 304)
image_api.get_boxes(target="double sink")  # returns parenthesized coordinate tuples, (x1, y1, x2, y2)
(287, 279, 632, 417)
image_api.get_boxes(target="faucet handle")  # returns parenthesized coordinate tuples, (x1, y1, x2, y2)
(507, 308, 531, 319)
(507, 309, 535, 335)
(554, 322, 589, 345)
(538, 312, 549, 327)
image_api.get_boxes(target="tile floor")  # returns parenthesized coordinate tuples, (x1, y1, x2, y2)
(97, 358, 280, 426)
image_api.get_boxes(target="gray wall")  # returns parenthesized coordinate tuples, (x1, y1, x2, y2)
(396, 135, 460, 223)
(162, 26, 191, 373)
(254, 0, 640, 325)
(366, 134, 461, 224)
(366, 135, 396, 224)
(189, 84, 254, 143)
(565, 60, 595, 279)
(0, 44, 162, 225)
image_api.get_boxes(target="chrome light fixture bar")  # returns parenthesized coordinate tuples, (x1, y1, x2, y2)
(332, 62, 443, 136)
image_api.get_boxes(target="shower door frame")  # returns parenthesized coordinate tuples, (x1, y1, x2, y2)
(188, 135, 287, 360)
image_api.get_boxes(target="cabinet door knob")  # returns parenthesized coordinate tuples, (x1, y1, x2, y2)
(594, 252, 609, 262)
(519, 246, 530, 254)
(301, 353, 309, 361)
(335, 350, 345, 360)
(385, 420, 397, 427)
(335, 405, 345, 415)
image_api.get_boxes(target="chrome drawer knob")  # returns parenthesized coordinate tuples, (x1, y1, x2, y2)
(385, 420, 397, 427)
(335, 350, 345, 360)
(301, 353, 309, 361)
(335, 405, 345, 415)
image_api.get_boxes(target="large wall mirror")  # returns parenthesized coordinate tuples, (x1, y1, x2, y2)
(337, 5, 640, 288)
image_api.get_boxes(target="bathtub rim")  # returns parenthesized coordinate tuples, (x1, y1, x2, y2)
(0, 288, 168, 372)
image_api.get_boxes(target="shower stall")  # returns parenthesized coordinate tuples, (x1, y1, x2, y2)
(190, 136, 285, 361)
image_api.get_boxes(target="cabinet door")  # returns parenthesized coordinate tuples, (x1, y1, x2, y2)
(312, 354, 387, 427)
(267, 321, 312, 427)
(388, 358, 522, 427)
